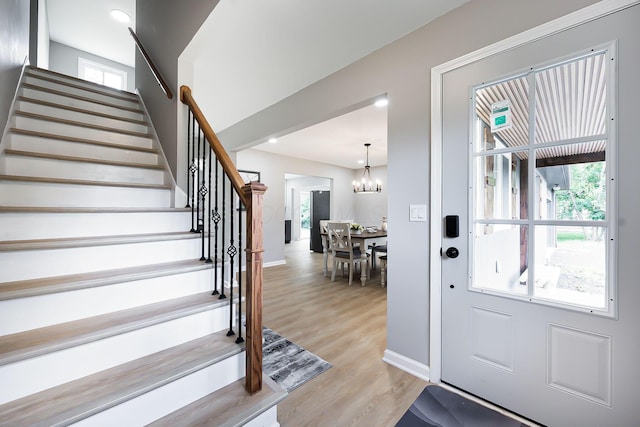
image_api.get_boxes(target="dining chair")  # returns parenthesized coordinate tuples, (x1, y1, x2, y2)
(369, 243, 387, 269)
(326, 222, 370, 286)
(379, 255, 387, 288)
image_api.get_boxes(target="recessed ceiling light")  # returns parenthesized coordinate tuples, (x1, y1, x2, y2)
(111, 9, 131, 23)
(374, 98, 388, 107)
(357, 160, 365, 164)
(268, 138, 278, 143)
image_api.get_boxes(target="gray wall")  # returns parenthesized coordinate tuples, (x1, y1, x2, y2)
(218, 0, 599, 368)
(237, 149, 356, 264)
(0, 0, 30, 134)
(353, 165, 387, 228)
(135, 0, 220, 180)
(49, 41, 134, 92)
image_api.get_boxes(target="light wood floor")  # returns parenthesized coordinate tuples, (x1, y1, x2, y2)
(262, 239, 427, 427)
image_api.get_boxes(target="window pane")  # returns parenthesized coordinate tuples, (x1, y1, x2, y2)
(474, 76, 530, 152)
(535, 53, 607, 144)
(473, 223, 527, 296)
(103, 72, 123, 90)
(535, 147, 606, 221)
(533, 225, 606, 308)
(84, 67, 103, 85)
(475, 151, 527, 220)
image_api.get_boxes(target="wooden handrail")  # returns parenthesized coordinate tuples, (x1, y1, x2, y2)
(129, 27, 173, 99)
(180, 85, 247, 205)
(180, 84, 267, 395)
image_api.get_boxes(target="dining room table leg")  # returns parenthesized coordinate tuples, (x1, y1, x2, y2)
(360, 249, 367, 286)
(322, 234, 328, 276)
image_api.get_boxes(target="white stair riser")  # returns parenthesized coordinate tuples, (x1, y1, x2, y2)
(0, 307, 238, 405)
(0, 181, 172, 208)
(0, 268, 216, 335)
(0, 237, 204, 281)
(25, 70, 138, 101)
(14, 116, 153, 149)
(23, 76, 140, 110)
(7, 133, 160, 165)
(73, 353, 245, 427)
(17, 100, 149, 133)
(0, 211, 191, 241)
(4, 155, 166, 185)
(20, 86, 144, 121)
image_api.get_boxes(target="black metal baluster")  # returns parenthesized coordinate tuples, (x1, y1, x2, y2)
(219, 176, 227, 300)
(236, 200, 244, 344)
(206, 146, 213, 263)
(189, 116, 197, 232)
(186, 110, 192, 209)
(199, 133, 207, 261)
(212, 160, 220, 296)
(227, 185, 236, 337)
(195, 125, 202, 235)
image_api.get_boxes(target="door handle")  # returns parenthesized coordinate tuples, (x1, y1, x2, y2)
(445, 247, 459, 258)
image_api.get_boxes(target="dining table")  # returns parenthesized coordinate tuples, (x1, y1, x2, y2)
(321, 229, 387, 286)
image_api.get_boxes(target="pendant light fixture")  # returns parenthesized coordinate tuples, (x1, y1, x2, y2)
(353, 143, 382, 193)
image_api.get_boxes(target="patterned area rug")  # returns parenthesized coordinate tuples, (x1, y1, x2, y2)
(262, 327, 332, 392)
(396, 385, 527, 427)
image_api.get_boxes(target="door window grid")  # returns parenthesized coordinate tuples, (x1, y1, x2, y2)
(469, 48, 615, 316)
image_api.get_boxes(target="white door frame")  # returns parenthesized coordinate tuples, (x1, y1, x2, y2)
(428, 0, 639, 383)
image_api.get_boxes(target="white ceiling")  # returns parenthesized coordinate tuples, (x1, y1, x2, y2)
(46, 0, 469, 168)
(47, 0, 136, 67)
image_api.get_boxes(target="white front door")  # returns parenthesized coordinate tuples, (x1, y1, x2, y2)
(440, 5, 640, 426)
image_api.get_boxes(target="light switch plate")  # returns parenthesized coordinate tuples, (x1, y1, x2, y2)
(409, 204, 427, 222)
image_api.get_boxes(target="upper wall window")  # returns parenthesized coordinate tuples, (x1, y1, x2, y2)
(78, 57, 127, 91)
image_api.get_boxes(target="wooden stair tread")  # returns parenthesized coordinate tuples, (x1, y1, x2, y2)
(150, 375, 287, 427)
(0, 291, 233, 367)
(15, 110, 153, 138)
(0, 174, 172, 190)
(0, 231, 199, 251)
(25, 68, 139, 102)
(0, 206, 189, 213)
(9, 128, 159, 153)
(18, 95, 148, 126)
(0, 259, 213, 300)
(0, 330, 243, 426)
(4, 148, 164, 170)
(21, 82, 143, 113)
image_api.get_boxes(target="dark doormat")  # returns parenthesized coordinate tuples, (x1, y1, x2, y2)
(396, 385, 528, 427)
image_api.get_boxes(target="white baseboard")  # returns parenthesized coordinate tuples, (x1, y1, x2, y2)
(383, 349, 430, 381)
(263, 260, 286, 268)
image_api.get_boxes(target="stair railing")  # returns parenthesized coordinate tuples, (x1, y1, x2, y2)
(128, 27, 173, 100)
(180, 86, 266, 395)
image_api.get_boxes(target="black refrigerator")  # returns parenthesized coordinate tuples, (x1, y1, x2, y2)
(309, 190, 330, 253)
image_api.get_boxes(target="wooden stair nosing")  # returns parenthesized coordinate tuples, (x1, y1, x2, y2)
(0, 259, 214, 301)
(0, 206, 190, 214)
(21, 82, 143, 114)
(0, 292, 237, 367)
(25, 68, 139, 103)
(0, 330, 244, 426)
(0, 231, 200, 252)
(149, 375, 287, 427)
(0, 174, 172, 190)
(15, 110, 153, 139)
(4, 149, 164, 171)
(17, 96, 148, 126)
(9, 128, 159, 154)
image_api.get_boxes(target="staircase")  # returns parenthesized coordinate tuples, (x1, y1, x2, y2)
(0, 68, 284, 426)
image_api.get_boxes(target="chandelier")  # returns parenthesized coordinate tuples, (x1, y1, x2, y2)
(353, 143, 382, 193)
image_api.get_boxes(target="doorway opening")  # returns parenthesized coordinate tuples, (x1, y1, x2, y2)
(300, 191, 311, 240)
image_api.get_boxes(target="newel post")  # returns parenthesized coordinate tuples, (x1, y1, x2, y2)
(242, 181, 267, 394)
